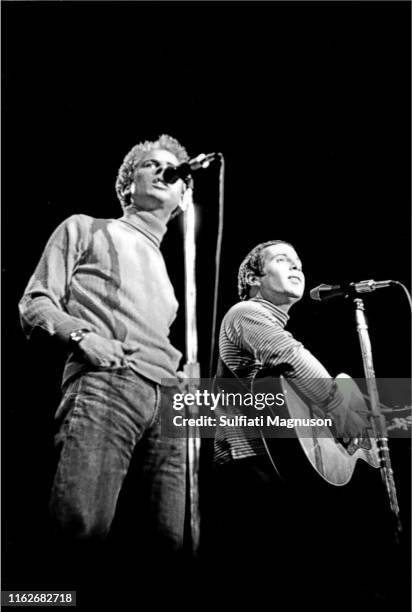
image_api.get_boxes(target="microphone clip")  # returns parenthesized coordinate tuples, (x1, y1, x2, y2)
(189, 152, 218, 170)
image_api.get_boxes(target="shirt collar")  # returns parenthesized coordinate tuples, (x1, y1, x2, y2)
(249, 297, 290, 328)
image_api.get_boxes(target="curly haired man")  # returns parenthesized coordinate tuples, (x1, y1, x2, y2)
(19, 134, 190, 595)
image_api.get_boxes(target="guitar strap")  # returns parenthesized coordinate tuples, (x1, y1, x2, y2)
(214, 356, 285, 479)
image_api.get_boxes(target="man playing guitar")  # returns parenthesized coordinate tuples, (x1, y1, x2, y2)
(209, 240, 369, 604)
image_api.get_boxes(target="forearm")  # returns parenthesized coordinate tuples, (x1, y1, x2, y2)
(19, 294, 92, 344)
(287, 367, 343, 413)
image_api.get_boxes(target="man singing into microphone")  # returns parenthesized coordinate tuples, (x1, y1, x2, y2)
(209, 239, 368, 601)
(18, 134, 190, 597)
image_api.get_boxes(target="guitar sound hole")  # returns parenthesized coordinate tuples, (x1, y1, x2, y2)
(337, 437, 373, 454)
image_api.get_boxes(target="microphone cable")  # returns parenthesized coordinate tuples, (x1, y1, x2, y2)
(392, 281, 412, 313)
(208, 153, 225, 378)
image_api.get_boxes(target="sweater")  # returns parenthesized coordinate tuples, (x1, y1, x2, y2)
(19, 211, 182, 386)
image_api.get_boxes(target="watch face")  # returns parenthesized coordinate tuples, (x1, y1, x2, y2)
(71, 330, 87, 343)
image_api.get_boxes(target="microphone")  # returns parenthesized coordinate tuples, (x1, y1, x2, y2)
(310, 280, 395, 301)
(162, 153, 218, 184)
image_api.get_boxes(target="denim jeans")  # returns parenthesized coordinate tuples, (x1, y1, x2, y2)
(49, 367, 186, 555)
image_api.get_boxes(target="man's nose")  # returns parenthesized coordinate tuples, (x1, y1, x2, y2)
(154, 165, 166, 177)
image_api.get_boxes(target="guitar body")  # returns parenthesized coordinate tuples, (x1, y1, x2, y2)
(280, 373, 380, 485)
(255, 373, 381, 486)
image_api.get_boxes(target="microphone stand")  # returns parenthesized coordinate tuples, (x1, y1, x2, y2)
(182, 189, 201, 555)
(353, 298, 402, 542)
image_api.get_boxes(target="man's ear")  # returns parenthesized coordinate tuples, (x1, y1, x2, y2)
(245, 272, 262, 299)
(246, 272, 261, 289)
(123, 182, 135, 205)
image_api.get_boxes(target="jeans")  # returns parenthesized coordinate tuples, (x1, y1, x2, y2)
(49, 367, 186, 556)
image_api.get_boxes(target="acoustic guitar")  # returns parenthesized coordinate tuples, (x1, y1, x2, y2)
(255, 373, 381, 486)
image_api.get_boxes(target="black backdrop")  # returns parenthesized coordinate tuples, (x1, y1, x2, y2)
(2, 0, 411, 608)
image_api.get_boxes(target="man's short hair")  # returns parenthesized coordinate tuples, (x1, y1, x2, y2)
(115, 134, 189, 212)
(237, 240, 292, 301)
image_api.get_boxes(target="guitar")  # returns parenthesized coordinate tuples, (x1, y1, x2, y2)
(255, 373, 381, 486)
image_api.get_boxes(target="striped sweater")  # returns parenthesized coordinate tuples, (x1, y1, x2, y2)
(19, 212, 182, 386)
(214, 298, 343, 464)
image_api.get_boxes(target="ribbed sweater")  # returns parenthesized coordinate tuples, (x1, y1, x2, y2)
(19, 211, 181, 385)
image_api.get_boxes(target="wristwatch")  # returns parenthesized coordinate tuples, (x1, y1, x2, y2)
(69, 328, 91, 346)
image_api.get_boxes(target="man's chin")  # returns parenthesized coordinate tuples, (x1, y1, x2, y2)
(288, 291, 304, 303)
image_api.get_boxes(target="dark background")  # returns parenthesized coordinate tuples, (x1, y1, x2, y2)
(2, 0, 411, 608)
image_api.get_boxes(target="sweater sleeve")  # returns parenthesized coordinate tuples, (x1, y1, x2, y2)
(18, 215, 94, 343)
(227, 304, 344, 413)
